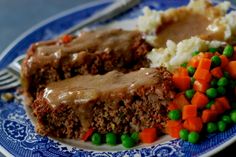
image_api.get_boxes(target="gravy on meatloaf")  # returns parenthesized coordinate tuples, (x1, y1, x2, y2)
(27, 29, 141, 70)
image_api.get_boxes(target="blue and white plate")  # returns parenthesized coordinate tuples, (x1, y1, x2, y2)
(0, 0, 236, 156)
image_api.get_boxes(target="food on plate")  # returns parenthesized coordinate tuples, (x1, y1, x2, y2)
(20, 0, 236, 149)
(139, 0, 236, 71)
(31, 67, 174, 140)
(21, 29, 151, 105)
(166, 45, 236, 143)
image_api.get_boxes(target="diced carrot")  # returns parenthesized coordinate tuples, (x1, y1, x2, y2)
(225, 61, 236, 79)
(178, 67, 189, 76)
(211, 67, 223, 78)
(61, 34, 72, 43)
(204, 52, 214, 59)
(173, 74, 191, 91)
(210, 101, 225, 114)
(182, 105, 197, 120)
(140, 128, 157, 143)
(201, 109, 218, 123)
(191, 92, 209, 109)
(188, 56, 200, 68)
(193, 80, 209, 93)
(166, 120, 182, 138)
(168, 101, 179, 111)
(194, 68, 212, 82)
(215, 97, 231, 110)
(183, 117, 203, 132)
(219, 55, 229, 68)
(173, 93, 189, 109)
(198, 58, 211, 70)
(82, 128, 94, 141)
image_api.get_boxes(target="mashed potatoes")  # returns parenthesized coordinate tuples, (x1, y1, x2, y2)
(138, 0, 236, 71)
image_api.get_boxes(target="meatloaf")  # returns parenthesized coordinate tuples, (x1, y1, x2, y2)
(21, 29, 151, 104)
(31, 67, 175, 139)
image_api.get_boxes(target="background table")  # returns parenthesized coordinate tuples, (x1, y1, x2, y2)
(0, 0, 235, 156)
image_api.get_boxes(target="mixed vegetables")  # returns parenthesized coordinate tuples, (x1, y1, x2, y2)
(168, 44, 236, 143)
(81, 44, 236, 147)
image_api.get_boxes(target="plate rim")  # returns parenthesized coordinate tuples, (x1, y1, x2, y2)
(0, 0, 236, 156)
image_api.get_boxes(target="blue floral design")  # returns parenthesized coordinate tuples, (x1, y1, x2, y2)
(0, 0, 236, 156)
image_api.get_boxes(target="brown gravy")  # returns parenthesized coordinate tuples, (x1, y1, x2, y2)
(28, 29, 142, 70)
(43, 68, 159, 108)
(155, 10, 225, 47)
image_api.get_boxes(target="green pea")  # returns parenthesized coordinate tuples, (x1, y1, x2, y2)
(91, 133, 102, 145)
(179, 129, 189, 141)
(209, 47, 218, 53)
(190, 77, 195, 85)
(168, 109, 181, 120)
(217, 86, 226, 95)
(217, 121, 227, 132)
(211, 79, 218, 87)
(106, 133, 117, 145)
(222, 115, 232, 124)
(181, 62, 188, 68)
(211, 56, 221, 67)
(187, 66, 196, 76)
(121, 134, 129, 142)
(131, 132, 139, 142)
(230, 110, 236, 123)
(192, 50, 200, 56)
(206, 100, 215, 109)
(188, 132, 200, 144)
(207, 122, 217, 133)
(223, 45, 234, 57)
(206, 88, 217, 98)
(223, 71, 230, 78)
(122, 136, 135, 148)
(185, 89, 195, 99)
(217, 77, 229, 87)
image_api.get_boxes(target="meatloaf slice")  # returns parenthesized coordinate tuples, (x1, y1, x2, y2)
(21, 29, 151, 104)
(31, 67, 175, 139)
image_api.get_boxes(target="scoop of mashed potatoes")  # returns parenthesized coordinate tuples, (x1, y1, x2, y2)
(138, 0, 236, 71)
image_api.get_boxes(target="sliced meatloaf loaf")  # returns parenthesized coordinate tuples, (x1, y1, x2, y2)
(21, 29, 151, 104)
(31, 67, 175, 139)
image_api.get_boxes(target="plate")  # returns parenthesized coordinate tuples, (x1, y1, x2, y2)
(0, 0, 236, 156)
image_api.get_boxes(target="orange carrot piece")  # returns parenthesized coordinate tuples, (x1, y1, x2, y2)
(198, 58, 211, 70)
(194, 68, 212, 82)
(82, 128, 94, 141)
(188, 55, 201, 68)
(173, 74, 191, 91)
(225, 61, 236, 79)
(201, 109, 218, 123)
(193, 80, 209, 93)
(140, 128, 157, 143)
(61, 34, 72, 43)
(173, 93, 189, 109)
(183, 117, 203, 132)
(182, 105, 197, 120)
(191, 92, 209, 109)
(204, 52, 214, 59)
(166, 120, 182, 138)
(219, 55, 229, 68)
(211, 67, 223, 79)
(168, 101, 179, 111)
(210, 101, 225, 114)
(215, 97, 231, 110)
